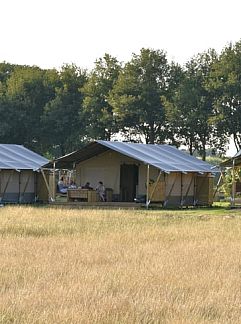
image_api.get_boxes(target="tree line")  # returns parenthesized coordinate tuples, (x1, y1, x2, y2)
(1, 41, 241, 160)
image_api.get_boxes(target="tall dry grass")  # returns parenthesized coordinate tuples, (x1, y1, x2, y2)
(0, 206, 241, 323)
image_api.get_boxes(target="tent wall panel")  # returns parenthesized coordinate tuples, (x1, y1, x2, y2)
(195, 175, 213, 206)
(0, 170, 36, 203)
(1, 170, 19, 193)
(77, 151, 140, 195)
(149, 179, 165, 202)
(37, 172, 50, 203)
(0, 170, 49, 203)
(19, 170, 35, 203)
(77, 151, 165, 199)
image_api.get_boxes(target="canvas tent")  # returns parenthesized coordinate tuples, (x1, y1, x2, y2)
(49, 140, 216, 207)
(0, 144, 49, 203)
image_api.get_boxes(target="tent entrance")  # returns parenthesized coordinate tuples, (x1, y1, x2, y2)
(120, 164, 138, 202)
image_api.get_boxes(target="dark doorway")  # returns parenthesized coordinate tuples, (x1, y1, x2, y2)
(120, 164, 139, 202)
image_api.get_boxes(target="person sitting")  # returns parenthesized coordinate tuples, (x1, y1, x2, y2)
(68, 180, 77, 189)
(96, 181, 105, 201)
(81, 182, 93, 190)
(57, 176, 68, 194)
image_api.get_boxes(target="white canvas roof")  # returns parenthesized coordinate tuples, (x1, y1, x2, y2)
(234, 149, 241, 159)
(98, 141, 215, 173)
(50, 140, 216, 173)
(0, 144, 49, 170)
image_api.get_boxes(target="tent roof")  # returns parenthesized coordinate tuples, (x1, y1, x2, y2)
(0, 144, 49, 170)
(220, 149, 241, 167)
(48, 140, 215, 173)
(233, 149, 241, 159)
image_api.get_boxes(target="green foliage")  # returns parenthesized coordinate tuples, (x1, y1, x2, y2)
(109, 48, 172, 143)
(1, 41, 241, 157)
(221, 167, 241, 197)
(41, 64, 87, 156)
(208, 41, 241, 151)
(2, 65, 59, 151)
(166, 49, 228, 160)
(81, 54, 121, 140)
(206, 155, 226, 167)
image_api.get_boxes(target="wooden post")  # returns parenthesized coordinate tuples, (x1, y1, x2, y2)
(0, 170, 1, 202)
(146, 164, 150, 209)
(53, 162, 56, 201)
(213, 171, 223, 199)
(231, 159, 236, 208)
(180, 173, 183, 206)
(18, 171, 21, 203)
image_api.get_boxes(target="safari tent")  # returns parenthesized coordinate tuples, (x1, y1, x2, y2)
(0, 144, 49, 203)
(50, 140, 216, 207)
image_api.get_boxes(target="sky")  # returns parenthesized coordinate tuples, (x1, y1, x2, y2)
(1, 0, 240, 155)
(1, 0, 241, 71)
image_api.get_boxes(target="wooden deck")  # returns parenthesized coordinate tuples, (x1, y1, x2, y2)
(49, 201, 143, 209)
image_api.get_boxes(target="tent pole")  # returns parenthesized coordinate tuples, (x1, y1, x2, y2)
(213, 171, 223, 199)
(18, 171, 21, 203)
(231, 159, 236, 208)
(193, 173, 197, 206)
(180, 173, 183, 207)
(53, 162, 56, 201)
(146, 164, 150, 209)
(0, 170, 1, 202)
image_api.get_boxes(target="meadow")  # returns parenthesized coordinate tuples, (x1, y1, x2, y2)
(0, 206, 241, 323)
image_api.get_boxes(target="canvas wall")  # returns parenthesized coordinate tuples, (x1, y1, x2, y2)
(76, 150, 142, 194)
(0, 170, 36, 203)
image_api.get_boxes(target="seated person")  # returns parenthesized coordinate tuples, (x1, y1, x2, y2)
(68, 180, 77, 189)
(57, 176, 68, 194)
(81, 182, 93, 190)
(96, 181, 105, 201)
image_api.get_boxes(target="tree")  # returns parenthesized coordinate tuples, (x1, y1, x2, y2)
(0, 62, 17, 95)
(166, 50, 226, 160)
(0, 97, 21, 143)
(3, 65, 59, 152)
(109, 48, 171, 144)
(81, 54, 121, 140)
(209, 41, 241, 152)
(0, 63, 24, 144)
(41, 64, 87, 156)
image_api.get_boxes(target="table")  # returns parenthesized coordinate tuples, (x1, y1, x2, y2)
(67, 189, 100, 202)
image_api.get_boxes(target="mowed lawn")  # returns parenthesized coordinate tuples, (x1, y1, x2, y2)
(0, 206, 241, 324)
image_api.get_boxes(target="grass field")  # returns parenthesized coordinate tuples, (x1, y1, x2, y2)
(0, 206, 241, 323)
